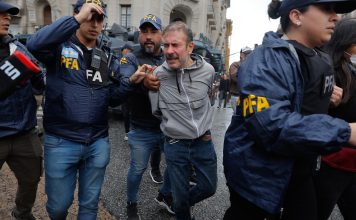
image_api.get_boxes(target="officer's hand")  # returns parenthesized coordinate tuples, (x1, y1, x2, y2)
(330, 85, 343, 108)
(74, 3, 105, 24)
(349, 123, 356, 146)
(144, 70, 160, 91)
(129, 64, 152, 84)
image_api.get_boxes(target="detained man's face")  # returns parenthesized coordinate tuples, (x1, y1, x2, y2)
(163, 30, 194, 70)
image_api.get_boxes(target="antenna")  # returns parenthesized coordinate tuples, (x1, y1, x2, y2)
(99, 22, 108, 49)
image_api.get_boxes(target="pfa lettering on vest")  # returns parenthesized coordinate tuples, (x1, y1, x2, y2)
(322, 75, 334, 95)
(0, 60, 20, 80)
(87, 69, 103, 84)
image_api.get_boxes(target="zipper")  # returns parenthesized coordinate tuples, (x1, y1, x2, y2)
(180, 69, 199, 137)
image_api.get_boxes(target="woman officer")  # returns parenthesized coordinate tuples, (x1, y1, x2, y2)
(223, 0, 356, 220)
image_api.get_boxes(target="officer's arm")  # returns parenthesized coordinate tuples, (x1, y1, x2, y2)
(148, 68, 162, 119)
(109, 59, 147, 106)
(239, 49, 350, 157)
(118, 53, 142, 96)
(15, 43, 46, 93)
(27, 16, 80, 63)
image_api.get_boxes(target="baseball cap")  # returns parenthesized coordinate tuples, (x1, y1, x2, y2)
(279, 0, 356, 15)
(121, 43, 133, 51)
(74, 0, 106, 16)
(139, 14, 162, 31)
(0, 1, 19, 15)
(241, 46, 252, 54)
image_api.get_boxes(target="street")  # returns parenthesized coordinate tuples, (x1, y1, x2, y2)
(101, 106, 232, 220)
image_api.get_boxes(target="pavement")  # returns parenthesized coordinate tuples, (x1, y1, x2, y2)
(0, 104, 344, 220)
(0, 164, 115, 220)
(100, 107, 232, 220)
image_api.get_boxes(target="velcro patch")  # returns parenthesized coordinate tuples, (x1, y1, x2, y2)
(120, 57, 127, 65)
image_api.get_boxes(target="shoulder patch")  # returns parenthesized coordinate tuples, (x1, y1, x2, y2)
(120, 57, 128, 64)
(61, 47, 78, 59)
(238, 94, 270, 117)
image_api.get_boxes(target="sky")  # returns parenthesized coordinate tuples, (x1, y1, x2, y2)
(226, 0, 280, 64)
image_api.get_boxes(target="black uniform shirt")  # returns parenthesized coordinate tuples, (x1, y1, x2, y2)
(290, 41, 334, 115)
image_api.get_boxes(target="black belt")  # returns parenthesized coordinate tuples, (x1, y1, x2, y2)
(166, 130, 211, 142)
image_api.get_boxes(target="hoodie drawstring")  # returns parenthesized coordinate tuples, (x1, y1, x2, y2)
(176, 71, 181, 94)
(175, 67, 193, 94)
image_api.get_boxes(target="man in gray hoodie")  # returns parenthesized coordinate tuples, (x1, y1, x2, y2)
(149, 21, 217, 220)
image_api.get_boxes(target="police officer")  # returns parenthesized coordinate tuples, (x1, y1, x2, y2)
(0, 1, 45, 219)
(118, 14, 173, 219)
(26, 0, 121, 219)
(223, 0, 356, 220)
(228, 46, 252, 113)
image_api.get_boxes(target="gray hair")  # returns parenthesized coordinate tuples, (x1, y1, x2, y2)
(162, 21, 193, 43)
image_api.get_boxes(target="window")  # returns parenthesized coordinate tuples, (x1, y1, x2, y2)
(120, 5, 131, 28)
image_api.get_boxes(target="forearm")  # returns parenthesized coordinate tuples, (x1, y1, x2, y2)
(27, 16, 79, 52)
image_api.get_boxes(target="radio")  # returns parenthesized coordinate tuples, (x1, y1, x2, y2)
(91, 47, 102, 70)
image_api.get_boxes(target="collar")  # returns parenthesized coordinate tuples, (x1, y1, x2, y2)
(287, 40, 318, 57)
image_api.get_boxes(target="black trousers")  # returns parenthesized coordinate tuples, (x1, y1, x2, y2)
(223, 185, 279, 220)
(224, 158, 319, 220)
(0, 129, 43, 217)
(281, 158, 318, 220)
(314, 162, 356, 220)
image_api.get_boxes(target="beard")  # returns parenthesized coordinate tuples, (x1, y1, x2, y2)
(144, 46, 154, 54)
(141, 41, 160, 54)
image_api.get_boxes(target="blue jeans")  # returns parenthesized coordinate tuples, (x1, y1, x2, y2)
(159, 139, 171, 197)
(164, 136, 217, 220)
(127, 128, 170, 203)
(44, 134, 110, 220)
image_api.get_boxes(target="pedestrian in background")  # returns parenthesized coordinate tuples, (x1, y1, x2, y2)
(120, 43, 133, 141)
(0, 2, 45, 219)
(150, 21, 217, 220)
(218, 74, 230, 109)
(228, 46, 252, 113)
(314, 17, 356, 220)
(27, 0, 122, 219)
(223, 0, 356, 220)
(118, 14, 172, 220)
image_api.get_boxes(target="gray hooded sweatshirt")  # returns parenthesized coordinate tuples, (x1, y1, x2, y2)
(149, 54, 215, 139)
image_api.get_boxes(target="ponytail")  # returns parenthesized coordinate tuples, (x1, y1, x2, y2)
(268, 0, 282, 19)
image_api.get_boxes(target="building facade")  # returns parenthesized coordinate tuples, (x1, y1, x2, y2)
(6, 0, 232, 64)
